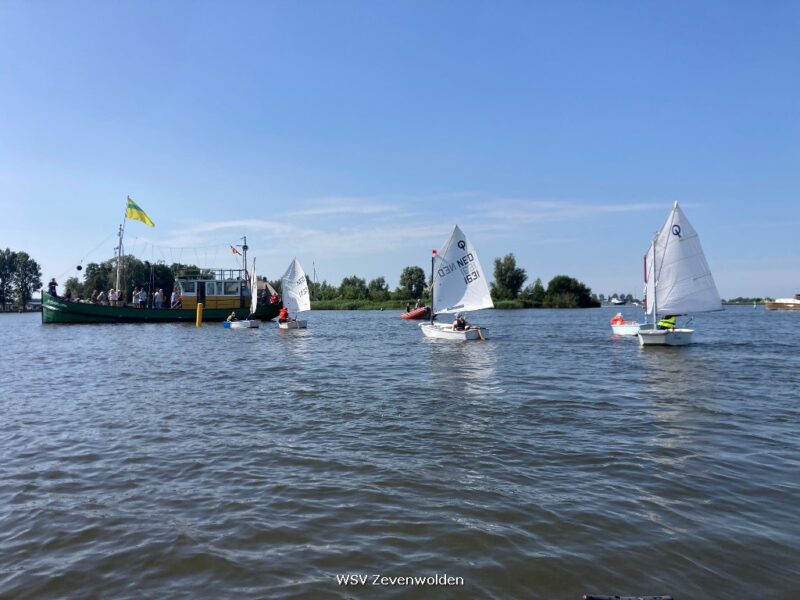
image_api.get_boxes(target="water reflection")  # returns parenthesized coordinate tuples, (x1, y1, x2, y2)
(426, 337, 502, 398)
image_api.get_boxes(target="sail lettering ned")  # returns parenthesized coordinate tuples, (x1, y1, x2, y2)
(438, 252, 480, 285)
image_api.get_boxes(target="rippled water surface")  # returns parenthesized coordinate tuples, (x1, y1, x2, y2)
(1, 307, 798, 599)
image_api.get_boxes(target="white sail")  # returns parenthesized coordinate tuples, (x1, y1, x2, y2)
(432, 225, 494, 314)
(650, 202, 721, 315)
(644, 242, 656, 316)
(250, 258, 258, 315)
(281, 258, 311, 313)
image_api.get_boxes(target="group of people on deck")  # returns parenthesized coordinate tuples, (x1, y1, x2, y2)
(46, 279, 182, 309)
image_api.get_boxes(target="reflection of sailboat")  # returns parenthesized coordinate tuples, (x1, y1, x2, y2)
(638, 202, 721, 346)
(419, 225, 494, 341)
(279, 258, 310, 329)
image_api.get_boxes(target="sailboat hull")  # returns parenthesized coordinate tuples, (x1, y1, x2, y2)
(223, 319, 261, 329)
(278, 319, 307, 329)
(637, 328, 693, 346)
(611, 323, 641, 336)
(419, 322, 484, 341)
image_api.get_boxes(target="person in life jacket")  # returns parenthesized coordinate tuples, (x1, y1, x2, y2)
(453, 312, 469, 330)
(657, 315, 677, 329)
(610, 312, 624, 325)
(278, 307, 290, 322)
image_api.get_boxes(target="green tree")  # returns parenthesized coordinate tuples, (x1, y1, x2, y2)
(543, 275, 599, 308)
(491, 253, 527, 300)
(314, 280, 338, 300)
(83, 261, 114, 295)
(0, 248, 17, 311)
(64, 276, 83, 299)
(521, 277, 546, 306)
(13, 252, 42, 310)
(398, 266, 426, 299)
(339, 275, 368, 299)
(367, 276, 390, 301)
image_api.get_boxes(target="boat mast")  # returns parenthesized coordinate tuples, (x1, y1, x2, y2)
(430, 251, 435, 324)
(651, 236, 657, 323)
(115, 201, 128, 293)
(241, 235, 248, 283)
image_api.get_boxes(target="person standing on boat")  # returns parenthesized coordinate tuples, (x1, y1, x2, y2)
(108, 289, 117, 306)
(154, 289, 164, 309)
(657, 315, 677, 329)
(98, 290, 107, 306)
(138, 287, 148, 309)
(47, 278, 58, 297)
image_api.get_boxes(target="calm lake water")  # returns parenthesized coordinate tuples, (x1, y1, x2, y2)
(1, 306, 798, 599)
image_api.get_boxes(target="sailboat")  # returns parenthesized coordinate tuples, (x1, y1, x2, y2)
(223, 257, 261, 329)
(637, 202, 721, 346)
(278, 258, 310, 329)
(419, 225, 493, 341)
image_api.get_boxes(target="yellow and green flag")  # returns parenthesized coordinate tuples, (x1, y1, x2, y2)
(125, 196, 155, 227)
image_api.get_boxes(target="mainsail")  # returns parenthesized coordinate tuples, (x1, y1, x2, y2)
(281, 258, 311, 314)
(250, 258, 258, 316)
(645, 202, 721, 316)
(432, 225, 494, 314)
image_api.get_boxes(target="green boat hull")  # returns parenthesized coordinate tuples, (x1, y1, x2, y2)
(41, 293, 281, 324)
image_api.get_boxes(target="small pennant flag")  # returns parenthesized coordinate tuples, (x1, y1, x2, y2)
(125, 196, 155, 227)
(432, 249, 438, 255)
(230, 245, 241, 256)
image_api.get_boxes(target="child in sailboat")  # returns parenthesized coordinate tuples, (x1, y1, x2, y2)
(453, 312, 469, 331)
(657, 315, 677, 329)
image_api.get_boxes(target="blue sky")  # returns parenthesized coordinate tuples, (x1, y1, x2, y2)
(1, 1, 798, 298)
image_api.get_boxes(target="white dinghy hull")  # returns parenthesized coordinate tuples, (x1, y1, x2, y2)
(611, 323, 641, 336)
(223, 319, 261, 329)
(419, 322, 484, 341)
(278, 320, 308, 330)
(637, 328, 693, 346)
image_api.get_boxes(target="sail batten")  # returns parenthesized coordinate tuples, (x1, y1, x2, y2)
(281, 258, 311, 314)
(646, 203, 721, 316)
(432, 225, 494, 314)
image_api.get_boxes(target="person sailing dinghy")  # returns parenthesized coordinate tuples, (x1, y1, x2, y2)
(419, 225, 493, 341)
(638, 202, 721, 346)
(278, 258, 310, 329)
(223, 258, 261, 329)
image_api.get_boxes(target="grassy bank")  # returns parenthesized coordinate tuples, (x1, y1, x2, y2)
(311, 300, 411, 311)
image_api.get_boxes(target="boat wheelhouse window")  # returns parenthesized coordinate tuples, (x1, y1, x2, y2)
(224, 281, 240, 295)
(205, 281, 220, 296)
(180, 281, 197, 295)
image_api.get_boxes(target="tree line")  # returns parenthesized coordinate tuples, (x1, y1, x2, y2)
(0, 248, 42, 311)
(269, 253, 599, 308)
(59, 252, 599, 309)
